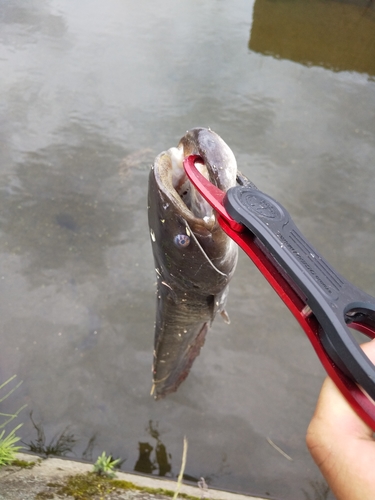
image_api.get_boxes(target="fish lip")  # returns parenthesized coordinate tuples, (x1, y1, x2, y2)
(153, 150, 217, 233)
(153, 127, 238, 231)
(178, 127, 238, 191)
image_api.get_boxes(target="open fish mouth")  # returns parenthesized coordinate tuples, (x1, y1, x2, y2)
(170, 147, 215, 224)
(148, 128, 238, 399)
(152, 128, 237, 235)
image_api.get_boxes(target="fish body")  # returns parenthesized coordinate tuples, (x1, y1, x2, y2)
(148, 128, 238, 399)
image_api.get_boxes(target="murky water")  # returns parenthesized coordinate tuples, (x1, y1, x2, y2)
(1, 1, 375, 498)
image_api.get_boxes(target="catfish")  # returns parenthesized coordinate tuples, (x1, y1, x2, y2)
(148, 128, 238, 399)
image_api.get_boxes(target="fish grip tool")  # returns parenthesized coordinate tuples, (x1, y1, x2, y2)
(183, 154, 375, 430)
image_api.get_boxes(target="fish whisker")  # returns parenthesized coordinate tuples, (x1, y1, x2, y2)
(183, 219, 227, 278)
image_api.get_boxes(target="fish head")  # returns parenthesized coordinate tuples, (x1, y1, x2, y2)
(148, 137, 237, 294)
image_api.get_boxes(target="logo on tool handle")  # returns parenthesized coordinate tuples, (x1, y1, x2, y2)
(238, 188, 341, 301)
(240, 191, 285, 222)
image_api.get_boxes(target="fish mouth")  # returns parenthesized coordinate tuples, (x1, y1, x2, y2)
(154, 146, 216, 232)
(153, 127, 238, 233)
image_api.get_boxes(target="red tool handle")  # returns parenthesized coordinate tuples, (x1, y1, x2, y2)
(184, 154, 375, 430)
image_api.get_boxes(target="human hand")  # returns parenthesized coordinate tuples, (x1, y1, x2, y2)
(306, 339, 375, 500)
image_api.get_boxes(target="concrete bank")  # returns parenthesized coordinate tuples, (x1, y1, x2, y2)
(0, 453, 269, 500)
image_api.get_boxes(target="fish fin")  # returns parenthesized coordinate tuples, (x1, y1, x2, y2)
(236, 170, 258, 189)
(211, 286, 230, 323)
(220, 309, 231, 324)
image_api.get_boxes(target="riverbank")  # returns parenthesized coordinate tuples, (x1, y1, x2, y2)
(0, 453, 269, 500)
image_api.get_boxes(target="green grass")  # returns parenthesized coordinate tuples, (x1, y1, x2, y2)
(0, 375, 26, 429)
(0, 424, 23, 467)
(0, 376, 26, 467)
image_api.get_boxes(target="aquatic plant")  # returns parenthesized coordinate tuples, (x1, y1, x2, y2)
(81, 433, 97, 462)
(93, 451, 120, 478)
(25, 411, 77, 457)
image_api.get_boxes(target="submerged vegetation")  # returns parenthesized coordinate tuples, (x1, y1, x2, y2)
(25, 411, 77, 457)
(25, 412, 77, 458)
(0, 375, 26, 467)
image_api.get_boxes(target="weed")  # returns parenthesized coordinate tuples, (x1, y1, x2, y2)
(93, 451, 120, 478)
(0, 376, 26, 468)
(0, 375, 26, 429)
(0, 424, 23, 467)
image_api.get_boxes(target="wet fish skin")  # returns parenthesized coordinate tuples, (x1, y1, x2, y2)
(148, 128, 238, 399)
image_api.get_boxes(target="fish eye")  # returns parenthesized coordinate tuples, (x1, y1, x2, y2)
(174, 234, 190, 248)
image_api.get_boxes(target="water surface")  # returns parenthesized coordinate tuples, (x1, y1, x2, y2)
(1, 1, 375, 498)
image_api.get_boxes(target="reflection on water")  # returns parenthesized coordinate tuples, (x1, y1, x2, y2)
(134, 421, 172, 477)
(250, 0, 375, 75)
(23, 415, 173, 478)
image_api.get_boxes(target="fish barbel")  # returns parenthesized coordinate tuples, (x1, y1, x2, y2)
(148, 128, 238, 399)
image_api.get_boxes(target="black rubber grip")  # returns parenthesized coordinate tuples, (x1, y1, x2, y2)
(224, 185, 375, 399)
